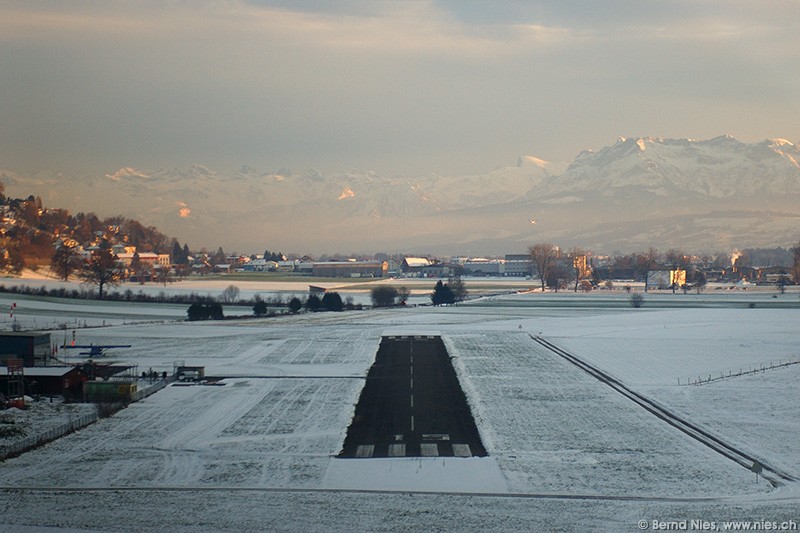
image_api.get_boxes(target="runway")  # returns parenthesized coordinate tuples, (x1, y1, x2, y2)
(339, 335, 486, 458)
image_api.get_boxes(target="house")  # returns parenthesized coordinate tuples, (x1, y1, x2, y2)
(402, 257, 431, 274)
(116, 252, 171, 268)
(645, 269, 686, 291)
(276, 260, 298, 272)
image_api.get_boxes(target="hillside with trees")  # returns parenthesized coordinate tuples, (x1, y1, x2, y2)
(0, 183, 181, 275)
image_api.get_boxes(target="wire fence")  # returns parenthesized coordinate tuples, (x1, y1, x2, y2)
(1, 377, 171, 461)
(131, 379, 168, 402)
(0, 411, 99, 461)
(680, 358, 800, 386)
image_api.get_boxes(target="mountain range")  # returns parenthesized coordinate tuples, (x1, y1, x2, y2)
(3, 135, 800, 255)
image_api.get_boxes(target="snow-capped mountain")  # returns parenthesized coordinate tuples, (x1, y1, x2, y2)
(1, 158, 555, 253)
(531, 135, 800, 201)
(3, 136, 799, 254)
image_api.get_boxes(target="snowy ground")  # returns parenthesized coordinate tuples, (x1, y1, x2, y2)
(1, 281, 800, 531)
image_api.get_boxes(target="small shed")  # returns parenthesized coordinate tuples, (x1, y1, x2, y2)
(0, 365, 85, 398)
(83, 380, 138, 403)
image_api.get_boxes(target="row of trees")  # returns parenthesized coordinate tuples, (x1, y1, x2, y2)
(529, 243, 586, 292)
(188, 291, 352, 321)
(187, 302, 224, 321)
(52, 240, 182, 299)
(794, 244, 800, 284)
(368, 275, 468, 307)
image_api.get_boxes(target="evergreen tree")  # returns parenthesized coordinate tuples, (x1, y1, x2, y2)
(263, 249, 284, 262)
(431, 280, 455, 306)
(288, 297, 302, 313)
(321, 292, 343, 311)
(209, 302, 224, 320)
(171, 241, 189, 264)
(253, 296, 268, 317)
(305, 294, 322, 312)
(187, 303, 210, 321)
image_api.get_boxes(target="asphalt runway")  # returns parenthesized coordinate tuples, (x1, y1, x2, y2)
(339, 335, 486, 458)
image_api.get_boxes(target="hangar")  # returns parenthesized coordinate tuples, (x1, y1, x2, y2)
(0, 332, 52, 367)
(312, 261, 387, 278)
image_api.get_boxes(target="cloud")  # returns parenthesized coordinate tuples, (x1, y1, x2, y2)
(0, 1, 798, 177)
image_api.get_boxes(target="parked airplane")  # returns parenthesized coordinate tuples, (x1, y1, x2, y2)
(64, 344, 132, 357)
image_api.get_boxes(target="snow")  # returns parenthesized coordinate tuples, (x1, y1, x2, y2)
(1, 287, 800, 530)
(0, 401, 97, 457)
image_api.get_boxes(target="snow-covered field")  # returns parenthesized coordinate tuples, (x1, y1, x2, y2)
(1, 280, 800, 531)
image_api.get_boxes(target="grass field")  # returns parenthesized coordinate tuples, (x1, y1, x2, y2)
(1, 278, 799, 531)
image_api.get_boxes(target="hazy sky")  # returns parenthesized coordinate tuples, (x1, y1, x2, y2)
(1, 0, 798, 177)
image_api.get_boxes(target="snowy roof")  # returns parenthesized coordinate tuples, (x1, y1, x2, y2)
(403, 257, 431, 268)
(7, 366, 78, 377)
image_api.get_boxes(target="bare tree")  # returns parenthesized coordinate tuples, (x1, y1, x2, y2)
(791, 241, 800, 284)
(448, 273, 467, 302)
(397, 286, 411, 305)
(155, 266, 172, 287)
(568, 247, 588, 292)
(634, 248, 659, 280)
(664, 248, 689, 269)
(529, 243, 559, 292)
(80, 249, 121, 299)
(220, 285, 240, 303)
(51, 243, 82, 281)
(546, 260, 570, 292)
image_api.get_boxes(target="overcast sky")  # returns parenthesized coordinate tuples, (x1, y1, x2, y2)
(1, 0, 798, 177)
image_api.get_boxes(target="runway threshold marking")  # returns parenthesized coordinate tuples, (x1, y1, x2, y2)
(339, 335, 488, 459)
(453, 444, 471, 457)
(355, 445, 374, 458)
(421, 443, 439, 457)
(388, 444, 406, 457)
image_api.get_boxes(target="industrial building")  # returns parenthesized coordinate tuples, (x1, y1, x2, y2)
(312, 261, 388, 278)
(645, 269, 687, 291)
(0, 332, 52, 367)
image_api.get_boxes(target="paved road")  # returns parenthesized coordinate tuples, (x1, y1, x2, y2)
(339, 335, 486, 458)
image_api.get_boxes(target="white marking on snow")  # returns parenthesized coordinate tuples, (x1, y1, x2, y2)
(388, 444, 406, 457)
(453, 444, 471, 457)
(420, 443, 439, 457)
(355, 445, 374, 458)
